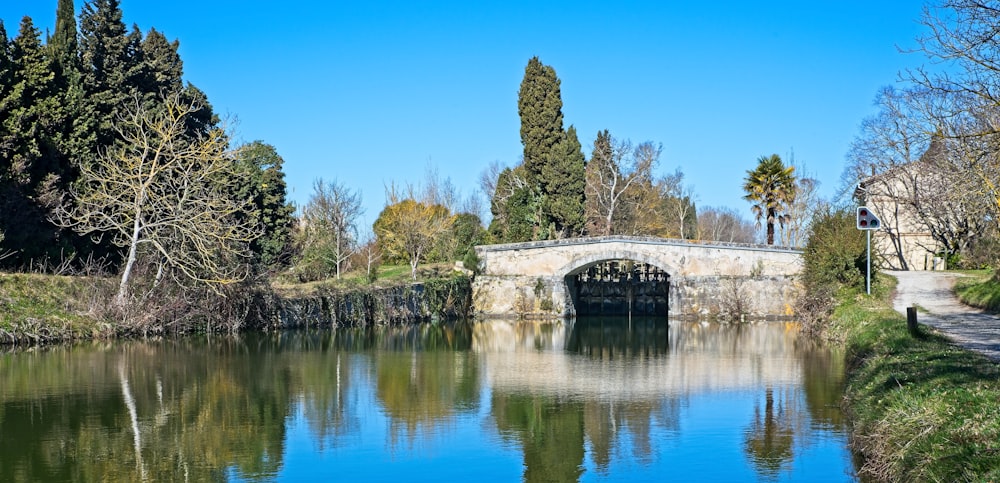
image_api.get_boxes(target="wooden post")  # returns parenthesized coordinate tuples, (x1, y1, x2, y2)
(906, 306, 919, 336)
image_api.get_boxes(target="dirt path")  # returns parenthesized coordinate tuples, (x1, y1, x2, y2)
(888, 270, 1000, 361)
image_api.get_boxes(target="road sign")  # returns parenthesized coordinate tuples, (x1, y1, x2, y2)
(856, 206, 880, 230)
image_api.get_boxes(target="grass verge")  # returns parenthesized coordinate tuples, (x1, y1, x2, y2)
(955, 271, 1000, 313)
(834, 275, 1000, 482)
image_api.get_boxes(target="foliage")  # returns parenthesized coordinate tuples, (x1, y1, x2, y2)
(743, 154, 796, 245)
(0, 16, 92, 267)
(797, 206, 870, 336)
(542, 125, 586, 237)
(500, 56, 586, 240)
(235, 141, 295, 269)
(954, 271, 1000, 312)
(518, 56, 564, 188)
(51, 94, 260, 303)
(443, 212, 485, 268)
(832, 278, 1000, 482)
(374, 196, 455, 280)
(488, 165, 535, 243)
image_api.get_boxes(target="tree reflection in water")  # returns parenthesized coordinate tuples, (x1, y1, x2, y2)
(0, 318, 852, 481)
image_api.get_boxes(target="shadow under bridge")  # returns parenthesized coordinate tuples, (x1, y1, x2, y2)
(566, 260, 670, 317)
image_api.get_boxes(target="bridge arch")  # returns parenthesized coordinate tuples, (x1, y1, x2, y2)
(471, 236, 802, 319)
(555, 248, 681, 278)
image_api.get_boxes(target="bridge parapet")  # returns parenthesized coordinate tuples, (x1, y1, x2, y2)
(472, 236, 803, 319)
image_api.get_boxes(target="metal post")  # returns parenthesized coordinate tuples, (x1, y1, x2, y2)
(866, 229, 871, 295)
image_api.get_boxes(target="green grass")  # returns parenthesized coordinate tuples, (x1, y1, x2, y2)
(272, 263, 458, 297)
(833, 275, 1000, 482)
(0, 273, 114, 343)
(955, 271, 1000, 313)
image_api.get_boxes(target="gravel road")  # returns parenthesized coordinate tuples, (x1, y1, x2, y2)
(888, 270, 1000, 361)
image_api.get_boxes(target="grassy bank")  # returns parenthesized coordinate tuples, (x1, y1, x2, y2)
(1, 263, 471, 345)
(833, 276, 1000, 481)
(955, 270, 1000, 313)
(0, 273, 115, 344)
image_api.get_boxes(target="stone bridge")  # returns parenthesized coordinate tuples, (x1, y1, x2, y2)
(472, 236, 803, 319)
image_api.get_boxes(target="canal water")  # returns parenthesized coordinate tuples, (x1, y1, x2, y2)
(0, 318, 857, 482)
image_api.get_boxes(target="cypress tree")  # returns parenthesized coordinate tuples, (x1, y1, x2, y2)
(139, 28, 182, 95)
(542, 125, 586, 237)
(49, 0, 78, 71)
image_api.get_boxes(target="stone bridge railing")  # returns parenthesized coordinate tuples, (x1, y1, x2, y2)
(472, 236, 803, 319)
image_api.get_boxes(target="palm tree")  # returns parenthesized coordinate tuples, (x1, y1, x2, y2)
(743, 154, 796, 245)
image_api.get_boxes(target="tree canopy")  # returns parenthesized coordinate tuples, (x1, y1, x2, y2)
(743, 154, 796, 246)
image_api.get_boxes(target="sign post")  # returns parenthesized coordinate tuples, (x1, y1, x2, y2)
(856, 207, 881, 295)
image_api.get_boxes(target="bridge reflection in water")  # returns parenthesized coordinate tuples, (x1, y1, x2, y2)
(472, 317, 805, 401)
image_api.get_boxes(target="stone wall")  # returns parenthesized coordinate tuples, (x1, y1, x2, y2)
(472, 237, 802, 319)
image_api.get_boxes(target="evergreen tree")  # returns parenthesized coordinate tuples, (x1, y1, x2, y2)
(542, 125, 586, 237)
(138, 28, 182, 95)
(49, 0, 78, 72)
(0, 18, 62, 262)
(488, 166, 535, 243)
(585, 130, 616, 235)
(235, 141, 295, 269)
(79, 0, 141, 149)
(518, 56, 564, 186)
(515, 56, 585, 239)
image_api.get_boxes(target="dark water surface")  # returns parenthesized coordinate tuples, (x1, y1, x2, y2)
(0, 318, 857, 482)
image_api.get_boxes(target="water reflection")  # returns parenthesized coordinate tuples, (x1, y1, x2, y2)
(0, 319, 853, 482)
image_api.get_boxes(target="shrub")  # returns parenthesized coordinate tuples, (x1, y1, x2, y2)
(797, 205, 872, 336)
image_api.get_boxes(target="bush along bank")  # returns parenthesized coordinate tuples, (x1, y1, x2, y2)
(255, 275, 473, 329)
(833, 279, 1000, 482)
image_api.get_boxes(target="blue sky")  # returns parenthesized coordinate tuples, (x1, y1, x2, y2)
(2, 1, 929, 227)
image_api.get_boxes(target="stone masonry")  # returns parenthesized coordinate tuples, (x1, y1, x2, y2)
(472, 236, 803, 319)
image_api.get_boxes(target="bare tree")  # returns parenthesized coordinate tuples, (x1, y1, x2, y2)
(697, 206, 756, 243)
(780, 174, 819, 248)
(659, 168, 697, 239)
(846, 86, 993, 267)
(357, 228, 381, 283)
(300, 178, 363, 280)
(51, 94, 260, 303)
(585, 138, 657, 236)
(907, 1, 1000, 229)
(479, 159, 506, 205)
(844, 87, 933, 268)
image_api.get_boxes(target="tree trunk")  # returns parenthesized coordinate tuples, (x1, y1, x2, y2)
(117, 215, 143, 304)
